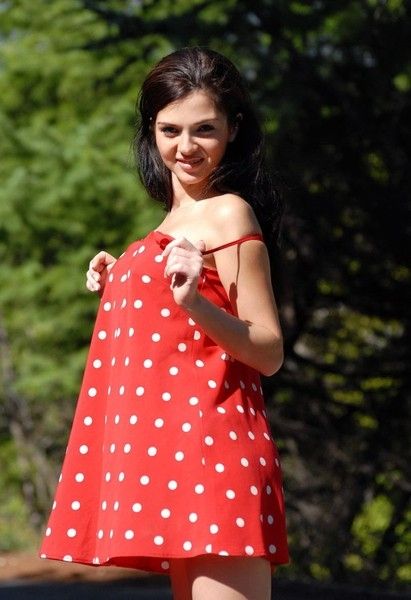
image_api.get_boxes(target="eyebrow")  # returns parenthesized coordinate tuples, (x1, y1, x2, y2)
(157, 118, 220, 126)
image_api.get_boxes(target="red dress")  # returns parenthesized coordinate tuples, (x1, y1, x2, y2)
(39, 229, 289, 574)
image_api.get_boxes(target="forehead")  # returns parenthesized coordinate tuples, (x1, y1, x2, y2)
(155, 90, 225, 122)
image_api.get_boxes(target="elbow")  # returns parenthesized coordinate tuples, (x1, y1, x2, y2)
(260, 338, 284, 377)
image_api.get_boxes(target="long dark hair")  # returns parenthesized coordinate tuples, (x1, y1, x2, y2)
(134, 46, 285, 250)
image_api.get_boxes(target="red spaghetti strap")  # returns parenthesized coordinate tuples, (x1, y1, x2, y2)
(202, 233, 264, 256)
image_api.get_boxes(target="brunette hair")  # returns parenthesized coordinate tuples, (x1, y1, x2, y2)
(133, 46, 285, 249)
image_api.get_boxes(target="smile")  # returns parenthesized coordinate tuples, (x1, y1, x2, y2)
(177, 158, 204, 169)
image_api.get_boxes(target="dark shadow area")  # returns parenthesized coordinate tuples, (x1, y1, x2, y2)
(0, 577, 409, 600)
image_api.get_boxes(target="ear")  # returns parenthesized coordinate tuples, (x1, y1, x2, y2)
(228, 113, 242, 142)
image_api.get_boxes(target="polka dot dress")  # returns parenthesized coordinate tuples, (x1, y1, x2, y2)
(39, 229, 290, 574)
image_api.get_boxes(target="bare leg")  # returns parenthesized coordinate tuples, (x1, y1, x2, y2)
(170, 555, 271, 600)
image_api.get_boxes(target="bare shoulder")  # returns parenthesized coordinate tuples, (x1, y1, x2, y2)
(206, 194, 262, 244)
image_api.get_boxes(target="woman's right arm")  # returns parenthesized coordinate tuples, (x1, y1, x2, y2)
(86, 251, 117, 296)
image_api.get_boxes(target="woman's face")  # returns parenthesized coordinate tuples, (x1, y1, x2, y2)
(154, 90, 236, 196)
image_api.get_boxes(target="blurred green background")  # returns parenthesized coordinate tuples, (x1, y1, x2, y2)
(0, 0, 409, 593)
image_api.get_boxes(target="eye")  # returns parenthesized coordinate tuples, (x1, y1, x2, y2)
(198, 124, 214, 132)
(160, 126, 178, 136)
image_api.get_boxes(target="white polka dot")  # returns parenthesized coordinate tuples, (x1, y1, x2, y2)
(210, 524, 219, 534)
(221, 352, 228, 360)
(129, 414, 138, 424)
(151, 332, 161, 342)
(189, 396, 199, 406)
(182, 422, 192, 432)
(226, 489, 236, 499)
(93, 359, 102, 368)
(169, 366, 179, 375)
(205, 544, 212, 553)
(267, 515, 274, 525)
(40, 553, 47, 559)
(178, 343, 187, 352)
(236, 405, 245, 413)
(224, 380, 230, 389)
(241, 457, 249, 467)
(154, 254, 163, 263)
(252, 383, 258, 391)
(240, 380, 245, 389)
(52, 501, 57, 510)
(129, 327, 135, 337)
(266, 485, 272, 495)
(183, 541, 192, 551)
(229, 431, 238, 441)
(97, 330, 107, 340)
(215, 463, 225, 473)
(109, 530, 114, 539)
(189, 512, 198, 523)
(136, 386, 145, 396)
(58, 473, 62, 482)
(188, 318, 195, 326)
(45, 527, 51, 536)
(195, 359, 204, 367)
(219, 550, 229, 556)
(154, 535, 164, 545)
(125, 530, 134, 540)
(269, 544, 277, 554)
(154, 418, 164, 428)
(195, 483, 205, 494)
(204, 435, 214, 446)
(250, 407, 256, 416)
(67, 528, 76, 538)
(161, 508, 171, 519)
(79, 444, 88, 454)
(97, 529, 104, 539)
(208, 379, 217, 388)
(71, 501, 80, 511)
(144, 359, 153, 368)
(260, 457, 267, 466)
(108, 273, 114, 282)
(141, 274, 151, 283)
(63, 555, 73, 562)
(275, 458, 280, 467)
(250, 485, 258, 496)
(148, 446, 157, 456)
(114, 327, 121, 338)
(140, 475, 150, 485)
(161, 308, 170, 317)
(119, 385, 125, 395)
(245, 545, 254, 555)
(248, 431, 256, 440)
(162, 392, 171, 401)
(132, 503, 142, 512)
(134, 299, 143, 309)
(193, 330, 201, 340)
(138, 245, 145, 253)
(109, 443, 116, 453)
(103, 302, 112, 311)
(161, 561, 170, 570)
(88, 387, 97, 397)
(75, 473, 84, 482)
(83, 416, 93, 426)
(101, 500, 107, 510)
(217, 406, 226, 414)
(105, 472, 111, 482)
(168, 480, 178, 490)
(120, 274, 127, 283)
(120, 298, 127, 309)
(111, 357, 116, 366)
(118, 472, 125, 482)
(124, 356, 130, 366)
(236, 517, 245, 527)
(175, 451, 184, 461)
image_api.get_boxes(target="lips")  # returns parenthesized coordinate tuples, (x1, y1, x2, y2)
(177, 158, 203, 168)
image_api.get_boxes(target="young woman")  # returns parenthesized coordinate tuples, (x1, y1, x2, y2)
(39, 47, 289, 600)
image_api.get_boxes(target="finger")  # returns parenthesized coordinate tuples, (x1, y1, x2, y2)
(161, 236, 195, 258)
(195, 239, 206, 252)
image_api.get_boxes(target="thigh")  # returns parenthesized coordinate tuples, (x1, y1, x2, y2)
(173, 554, 271, 600)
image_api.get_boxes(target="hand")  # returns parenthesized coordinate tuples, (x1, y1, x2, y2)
(86, 251, 117, 296)
(162, 237, 206, 308)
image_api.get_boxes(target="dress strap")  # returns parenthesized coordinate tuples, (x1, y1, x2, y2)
(202, 233, 264, 256)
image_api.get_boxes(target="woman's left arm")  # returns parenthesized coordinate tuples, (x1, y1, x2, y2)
(185, 239, 283, 377)
(162, 196, 284, 376)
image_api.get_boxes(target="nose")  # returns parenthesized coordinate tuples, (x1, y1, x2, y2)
(177, 131, 197, 155)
